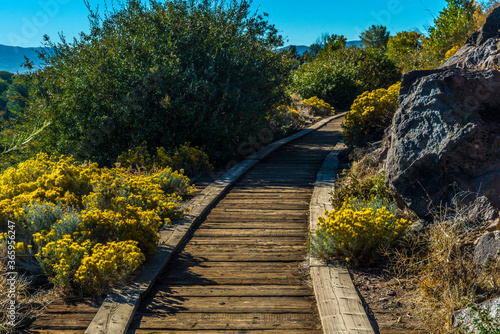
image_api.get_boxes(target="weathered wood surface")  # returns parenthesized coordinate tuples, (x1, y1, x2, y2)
(127, 117, 345, 333)
(309, 142, 376, 334)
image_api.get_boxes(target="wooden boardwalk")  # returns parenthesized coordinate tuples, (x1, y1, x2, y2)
(127, 118, 344, 333)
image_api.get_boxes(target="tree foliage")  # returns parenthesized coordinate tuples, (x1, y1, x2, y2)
(292, 43, 401, 109)
(425, 0, 477, 58)
(387, 31, 431, 72)
(360, 25, 390, 49)
(23, 0, 292, 165)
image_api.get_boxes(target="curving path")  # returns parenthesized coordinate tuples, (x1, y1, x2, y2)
(127, 118, 344, 333)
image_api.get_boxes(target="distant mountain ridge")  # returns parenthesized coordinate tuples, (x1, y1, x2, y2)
(281, 40, 363, 55)
(0, 41, 364, 73)
(0, 44, 44, 74)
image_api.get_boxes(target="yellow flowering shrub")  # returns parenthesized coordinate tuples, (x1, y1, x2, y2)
(0, 153, 192, 294)
(342, 82, 401, 147)
(302, 96, 335, 116)
(35, 233, 91, 288)
(117, 143, 213, 177)
(268, 105, 304, 134)
(75, 241, 145, 295)
(444, 45, 461, 60)
(308, 196, 411, 265)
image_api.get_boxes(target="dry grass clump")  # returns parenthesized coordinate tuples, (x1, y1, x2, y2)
(331, 146, 391, 210)
(388, 191, 500, 333)
(289, 93, 317, 123)
(0, 258, 57, 333)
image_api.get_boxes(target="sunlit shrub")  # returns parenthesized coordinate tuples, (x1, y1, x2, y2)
(308, 196, 411, 265)
(292, 46, 400, 109)
(0, 153, 191, 294)
(75, 240, 145, 295)
(24, 0, 292, 164)
(331, 171, 392, 210)
(342, 82, 401, 147)
(302, 97, 335, 116)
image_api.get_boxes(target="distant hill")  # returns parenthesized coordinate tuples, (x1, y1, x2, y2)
(0, 44, 44, 74)
(280, 40, 363, 55)
(346, 40, 363, 47)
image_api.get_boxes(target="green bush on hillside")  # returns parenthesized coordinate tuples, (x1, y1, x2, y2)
(292, 45, 400, 109)
(22, 0, 292, 165)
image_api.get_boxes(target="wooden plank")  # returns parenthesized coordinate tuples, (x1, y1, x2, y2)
(173, 251, 305, 262)
(146, 285, 313, 297)
(130, 313, 319, 330)
(204, 213, 308, 221)
(219, 198, 310, 204)
(193, 229, 308, 237)
(208, 208, 308, 216)
(187, 237, 306, 245)
(139, 296, 317, 314)
(199, 222, 308, 229)
(130, 329, 322, 334)
(212, 203, 309, 210)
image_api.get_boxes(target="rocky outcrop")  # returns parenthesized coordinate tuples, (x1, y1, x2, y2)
(385, 6, 500, 219)
(385, 68, 500, 218)
(440, 6, 500, 70)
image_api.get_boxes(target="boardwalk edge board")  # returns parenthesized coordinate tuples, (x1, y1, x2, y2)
(309, 141, 376, 334)
(85, 113, 347, 334)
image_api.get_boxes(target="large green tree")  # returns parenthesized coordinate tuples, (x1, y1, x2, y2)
(23, 0, 292, 165)
(425, 0, 477, 58)
(292, 46, 401, 109)
(360, 25, 390, 49)
(387, 31, 429, 72)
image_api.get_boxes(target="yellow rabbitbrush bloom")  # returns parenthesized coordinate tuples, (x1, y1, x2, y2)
(308, 196, 411, 265)
(302, 96, 335, 116)
(0, 153, 192, 295)
(343, 82, 400, 147)
(75, 240, 145, 295)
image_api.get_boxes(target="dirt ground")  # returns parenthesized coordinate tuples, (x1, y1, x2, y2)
(351, 265, 426, 333)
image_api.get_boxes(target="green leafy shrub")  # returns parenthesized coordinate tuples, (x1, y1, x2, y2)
(117, 143, 213, 177)
(342, 82, 401, 147)
(425, 0, 477, 59)
(386, 31, 433, 72)
(292, 46, 400, 109)
(331, 171, 393, 210)
(308, 196, 411, 265)
(23, 0, 292, 164)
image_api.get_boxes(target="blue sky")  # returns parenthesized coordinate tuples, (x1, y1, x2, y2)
(0, 0, 448, 48)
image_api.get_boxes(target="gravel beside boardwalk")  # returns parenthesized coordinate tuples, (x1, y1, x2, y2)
(127, 118, 344, 333)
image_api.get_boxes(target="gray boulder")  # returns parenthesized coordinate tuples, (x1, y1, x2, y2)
(385, 68, 500, 218)
(474, 231, 500, 267)
(453, 297, 500, 331)
(440, 6, 500, 70)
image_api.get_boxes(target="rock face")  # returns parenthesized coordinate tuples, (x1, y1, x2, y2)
(385, 68, 500, 218)
(474, 231, 500, 266)
(440, 6, 500, 70)
(453, 297, 500, 330)
(385, 7, 500, 218)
